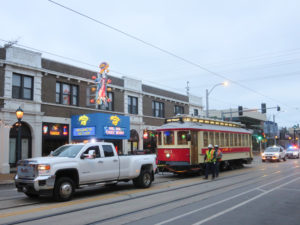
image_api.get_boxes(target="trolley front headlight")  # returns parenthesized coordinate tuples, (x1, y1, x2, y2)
(166, 153, 170, 158)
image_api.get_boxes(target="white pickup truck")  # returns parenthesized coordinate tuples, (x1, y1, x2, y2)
(15, 142, 157, 201)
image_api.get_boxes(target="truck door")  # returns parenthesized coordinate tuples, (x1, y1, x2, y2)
(99, 144, 119, 180)
(78, 145, 103, 183)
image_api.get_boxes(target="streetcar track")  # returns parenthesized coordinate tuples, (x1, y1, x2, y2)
(3, 166, 299, 225)
(0, 202, 41, 211)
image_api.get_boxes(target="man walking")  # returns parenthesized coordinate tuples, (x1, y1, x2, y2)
(204, 144, 216, 180)
(214, 145, 223, 178)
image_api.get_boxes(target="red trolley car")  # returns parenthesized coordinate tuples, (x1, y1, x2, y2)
(156, 116, 253, 173)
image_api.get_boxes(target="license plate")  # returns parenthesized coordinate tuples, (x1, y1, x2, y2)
(18, 166, 34, 178)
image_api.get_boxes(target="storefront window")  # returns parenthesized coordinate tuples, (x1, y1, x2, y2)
(177, 131, 188, 145)
(164, 131, 174, 145)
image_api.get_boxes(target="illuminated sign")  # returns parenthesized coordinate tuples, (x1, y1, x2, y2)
(73, 127, 96, 136)
(104, 127, 125, 136)
(43, 125, 48, 135)
(79, 115, 89, 126)
(110, 115, 120, 126)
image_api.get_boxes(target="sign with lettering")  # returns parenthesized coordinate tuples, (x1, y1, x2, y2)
(73, 127, 96, 136)
(104, 127, 125, 136)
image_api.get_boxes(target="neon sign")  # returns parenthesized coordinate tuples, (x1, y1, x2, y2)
(104, 127, 125, 136)
(110, 115, 120, 126)
(73, 127, 96, 136)
(79, 115, 89, 126)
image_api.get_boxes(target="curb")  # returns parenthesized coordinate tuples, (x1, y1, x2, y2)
(0, 180, 15, 188)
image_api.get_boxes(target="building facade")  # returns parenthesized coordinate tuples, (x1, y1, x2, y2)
(0, 46, 203, 173)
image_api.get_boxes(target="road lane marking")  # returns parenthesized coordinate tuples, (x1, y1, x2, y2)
(155, 173, 299, 225)
(192, 176, 300, 225)
(0, 178, 205, 219)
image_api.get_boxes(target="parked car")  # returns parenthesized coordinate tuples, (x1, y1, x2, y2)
(15, 142, 157, 201)
(261, 146, 286, 162)
(286, 146, 300, 159)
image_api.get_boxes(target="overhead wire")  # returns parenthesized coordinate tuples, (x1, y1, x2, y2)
(47, 0, 299, 110)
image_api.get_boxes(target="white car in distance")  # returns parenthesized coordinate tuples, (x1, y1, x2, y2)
(262, 146, 286, 162)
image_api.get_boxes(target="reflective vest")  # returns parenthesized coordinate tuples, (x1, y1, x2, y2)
(205, 149, 215, 162)
(216, 149, 222, 162)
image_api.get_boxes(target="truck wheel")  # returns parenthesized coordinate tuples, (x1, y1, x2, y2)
(53, 177, 75, 202)
(25, 192, 39, 198)
(283, 156, 286, 161)
(133, 170, 152, 188)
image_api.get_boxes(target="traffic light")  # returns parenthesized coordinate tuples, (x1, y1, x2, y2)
(257, 136, 262, 141)
(238, 106, 243, 116)
(277, 106, 280, 111)
(261, 103, 266, 114)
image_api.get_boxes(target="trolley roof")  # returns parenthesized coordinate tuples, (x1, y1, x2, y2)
(157, 116, 252, 134)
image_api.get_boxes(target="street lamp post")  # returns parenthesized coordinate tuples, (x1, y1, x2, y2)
(16, 107, 24, 162)
(205, 81, 228, 118)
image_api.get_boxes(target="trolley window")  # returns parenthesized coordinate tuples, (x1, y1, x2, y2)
(163, 131, 174, 145)
(203, 132, 208, 147)
(225, 133, 229, 146)
(230, 133, 233, 146)
(220, 133, 225, 147)
(215, 132, 219, 145)
(209, 132, 214, 145)
(178, 131, 188, 145)
(234, 133, 238, 146)
(237, 134, 241, 146)
(157, 132, 162, 145)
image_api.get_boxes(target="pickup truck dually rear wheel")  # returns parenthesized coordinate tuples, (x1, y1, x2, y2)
(53, 177, 75, 202)
(133, 170, 152, 188)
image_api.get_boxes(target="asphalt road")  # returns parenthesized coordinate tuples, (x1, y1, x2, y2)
(0, 157, 299, 225)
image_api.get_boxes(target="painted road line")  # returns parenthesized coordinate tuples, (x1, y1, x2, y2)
(192, 176, 300, 225)
(155, 173, 299, 225)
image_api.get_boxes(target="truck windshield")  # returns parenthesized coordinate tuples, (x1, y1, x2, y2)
(52, 145, 84, 158)
(265, 147, 279, 152)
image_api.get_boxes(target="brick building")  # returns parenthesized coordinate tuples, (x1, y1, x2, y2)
(0, 46, 203, 174)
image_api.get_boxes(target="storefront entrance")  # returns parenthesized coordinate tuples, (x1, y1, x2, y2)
(9, 122, 32, 167)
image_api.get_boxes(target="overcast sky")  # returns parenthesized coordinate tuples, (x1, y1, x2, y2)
(1, 0, 300, 128)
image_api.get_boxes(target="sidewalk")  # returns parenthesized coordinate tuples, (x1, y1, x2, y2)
(0, 173, 15, 187)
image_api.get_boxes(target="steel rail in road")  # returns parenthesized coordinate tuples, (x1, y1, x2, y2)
(1, 164, 299, 225)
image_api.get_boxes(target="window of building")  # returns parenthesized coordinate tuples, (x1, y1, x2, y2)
(102, 145, 114, 157)
(194, 109, 199, 116)
(174, 105, 184, 115)
(163, 131, 174, 145)
(128, 96, 138, 114)
(177, 131, 188, 145)
(98, 92, 114, 111)
(12, 73, 33, 100)
(152, 101, 164, 118)
(56, 82, 78, 106)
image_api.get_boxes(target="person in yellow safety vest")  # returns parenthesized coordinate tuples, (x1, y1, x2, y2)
(214, 145, 223, 178)
(203, 144, 216, 180)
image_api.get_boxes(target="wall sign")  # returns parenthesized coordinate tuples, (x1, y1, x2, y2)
(104, 126, 125, 136)
(73, 127, 96, 136)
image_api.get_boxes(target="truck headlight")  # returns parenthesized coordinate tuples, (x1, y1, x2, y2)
(274, 153, 279, 157)
(293, 152, 297, 155)
(166, 153, 170, 158)
(38, 164, 51, 175)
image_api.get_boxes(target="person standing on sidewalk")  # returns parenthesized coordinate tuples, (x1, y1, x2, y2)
(214, 145, 223, 178)
(204, 144, 216, 180)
